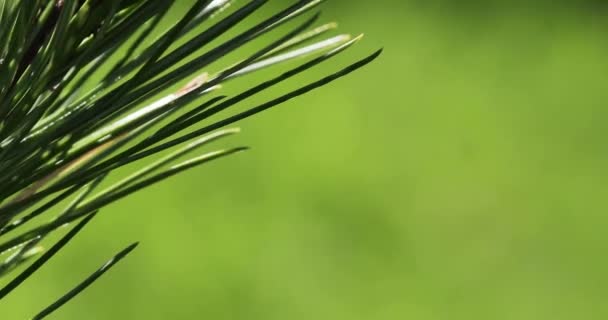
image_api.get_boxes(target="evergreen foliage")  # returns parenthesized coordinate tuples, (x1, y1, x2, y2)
(0, 0, 379, 317)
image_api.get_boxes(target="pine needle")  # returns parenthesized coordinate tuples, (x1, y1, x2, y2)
(0, 1, 380, 316)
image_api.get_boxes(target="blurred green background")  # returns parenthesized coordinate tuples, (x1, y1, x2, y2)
(5, 0, 608, 319)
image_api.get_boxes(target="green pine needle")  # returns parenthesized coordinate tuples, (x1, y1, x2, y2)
(0, 0, 380, 316)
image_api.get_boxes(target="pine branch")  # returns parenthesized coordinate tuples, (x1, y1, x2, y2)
(0, 0, 380, 316)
